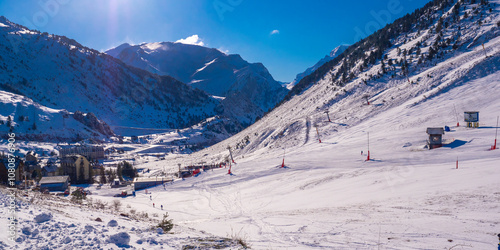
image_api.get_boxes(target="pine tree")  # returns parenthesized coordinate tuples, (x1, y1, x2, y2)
(436, 17, 443, 33)
(121, 161, 137, 179)
(427, 46, 437, 60)
(117, 165, 123, 181)
(106, 169, 116, 183)
(403, 60, 409, 75)
(100, 168, 107, 184)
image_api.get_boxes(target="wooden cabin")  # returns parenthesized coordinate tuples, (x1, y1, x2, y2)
(427, 127, 445, 149)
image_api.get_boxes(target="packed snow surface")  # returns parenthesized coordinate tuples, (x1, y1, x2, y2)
(1, 1, 500, 249)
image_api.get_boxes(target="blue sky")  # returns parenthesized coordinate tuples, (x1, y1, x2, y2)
(0, 0, 430, 82)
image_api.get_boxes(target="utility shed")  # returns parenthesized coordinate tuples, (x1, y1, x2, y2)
(427, 127, 445, 149)
(464, 111, 479, 128)
(39, 176, 70, 192)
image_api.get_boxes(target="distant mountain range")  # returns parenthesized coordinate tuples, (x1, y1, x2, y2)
(0, 16, 220, 140)
(105, 42, 288, 125)
(0, 16, 287, 143)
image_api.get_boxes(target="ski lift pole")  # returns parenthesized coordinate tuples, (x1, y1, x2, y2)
(281, 146, 286, 168)
(366, 132, 370, 161)
(493, 116, 499, 150)
(315, 125, 322, 143)
(227, 146, 235, 163)
(325, 110, 331, 122)
(363, 94, 370, 105)
(282, 117, 285, 167)
(453, 104, 459, 127)
(178, 163, 181, 178)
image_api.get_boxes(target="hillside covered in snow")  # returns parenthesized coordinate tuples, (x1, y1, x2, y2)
(192, 0, 500, 161)
(0, 16, 221, 133)
(0, 90, 114, 141)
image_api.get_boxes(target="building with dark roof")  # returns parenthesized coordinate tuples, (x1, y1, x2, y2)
(39, 176, 70, 192)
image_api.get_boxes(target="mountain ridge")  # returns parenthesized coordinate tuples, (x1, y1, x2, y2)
(287, 44, 350, 89)
(0, 16, 221, 134)
(105, 42, 288, 118)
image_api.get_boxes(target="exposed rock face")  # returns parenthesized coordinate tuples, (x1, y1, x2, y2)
(73, 111, 114, 136)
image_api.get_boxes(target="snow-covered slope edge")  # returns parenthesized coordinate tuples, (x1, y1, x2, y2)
(0, 90, 114, 141)
(0, 185, 246, 249)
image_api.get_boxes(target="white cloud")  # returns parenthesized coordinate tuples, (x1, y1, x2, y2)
(270, 29, 280, 35)
(175, 35, 205, 46)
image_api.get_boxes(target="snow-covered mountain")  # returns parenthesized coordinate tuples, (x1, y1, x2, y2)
(104, 42, 132, 58)
(287, 44, 349, 89)
(174, 0, 500, 165)
(0, 90, 114, 141)
(0, 16, 222, 137)
(105, 42, 288, 125)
